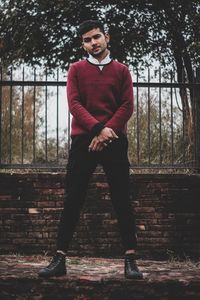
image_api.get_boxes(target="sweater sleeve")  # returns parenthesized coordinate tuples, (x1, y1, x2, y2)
(105, 66, 134, 133)
(67, 63, 102, 133)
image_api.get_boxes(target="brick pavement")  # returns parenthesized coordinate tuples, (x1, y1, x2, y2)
(0, 255, 200, 299)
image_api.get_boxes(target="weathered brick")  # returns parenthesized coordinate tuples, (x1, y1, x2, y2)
(134, 207, 156, 213)
(0, 172, 200, 259)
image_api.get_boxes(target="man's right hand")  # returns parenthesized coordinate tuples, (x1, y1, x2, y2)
(88, 127, 118, 152)
(97, 127, 118, 143)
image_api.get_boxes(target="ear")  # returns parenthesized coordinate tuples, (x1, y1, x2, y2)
(105, 32, 110, 43)
(81, 43, 87, 52)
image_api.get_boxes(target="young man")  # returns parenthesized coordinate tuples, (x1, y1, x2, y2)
(38, 20, 143, 279)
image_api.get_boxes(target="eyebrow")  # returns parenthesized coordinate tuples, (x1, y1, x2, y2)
(83, 34, 102, 42)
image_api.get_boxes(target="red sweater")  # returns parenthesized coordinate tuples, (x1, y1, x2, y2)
(67, 59, 134, 136)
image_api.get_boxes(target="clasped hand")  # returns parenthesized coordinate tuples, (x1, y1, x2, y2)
(88, 127, 118, 152)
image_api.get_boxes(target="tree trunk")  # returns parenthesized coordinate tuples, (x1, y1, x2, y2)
(193, 69, 200, 171)
(164, 7, 194, 163)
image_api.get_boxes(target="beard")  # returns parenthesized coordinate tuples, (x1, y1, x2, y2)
(90, 45, 108, 57)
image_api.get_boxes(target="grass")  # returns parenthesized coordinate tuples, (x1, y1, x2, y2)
(166, 249, 200, 269)
(0, 167, 198, 175)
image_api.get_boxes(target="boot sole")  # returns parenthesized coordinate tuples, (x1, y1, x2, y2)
(38, 269, 67, 278)
(125, 273, 143, 280)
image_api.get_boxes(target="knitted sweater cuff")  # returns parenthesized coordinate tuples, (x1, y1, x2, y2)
(91, 123, 105, 137)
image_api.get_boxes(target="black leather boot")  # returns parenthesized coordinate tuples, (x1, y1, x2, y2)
(38, 253, 67, 278)
(125, 253, 143, 279)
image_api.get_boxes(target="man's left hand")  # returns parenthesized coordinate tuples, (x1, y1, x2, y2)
(88, 136, 109, 152)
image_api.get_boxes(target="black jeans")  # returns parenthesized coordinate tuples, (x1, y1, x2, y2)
(57, 134, 137, 252)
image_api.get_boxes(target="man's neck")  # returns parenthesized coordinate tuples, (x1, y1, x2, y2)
(88, 50, 111, 65)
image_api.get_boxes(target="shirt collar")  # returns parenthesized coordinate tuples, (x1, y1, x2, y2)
(87, 51, 112, 65)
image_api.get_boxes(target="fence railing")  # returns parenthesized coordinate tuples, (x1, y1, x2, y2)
(0, 66, 199, 170)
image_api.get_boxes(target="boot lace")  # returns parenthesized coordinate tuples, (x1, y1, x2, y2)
(47, 254, 63, 269)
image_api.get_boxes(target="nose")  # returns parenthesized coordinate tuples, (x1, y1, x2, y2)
(91, 38, 97, 46)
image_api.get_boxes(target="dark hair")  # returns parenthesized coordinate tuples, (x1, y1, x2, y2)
(78, 20, 105, 36)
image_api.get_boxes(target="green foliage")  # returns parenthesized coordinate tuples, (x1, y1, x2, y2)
(0, 69, 44, 163)
(0, 0, 199, 72)
(0, 68, 69, 165)
(127, 89, 194, 166)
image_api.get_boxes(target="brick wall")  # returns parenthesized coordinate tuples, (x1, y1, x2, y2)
(0, 172, 200, 259)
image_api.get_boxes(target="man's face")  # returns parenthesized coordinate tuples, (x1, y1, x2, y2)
(82, 28, 110, 57)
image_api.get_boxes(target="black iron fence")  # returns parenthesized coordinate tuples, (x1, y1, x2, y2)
(0, 66, 199, 170)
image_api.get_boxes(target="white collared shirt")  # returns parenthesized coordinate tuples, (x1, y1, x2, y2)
(87, 51, 112, 70)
